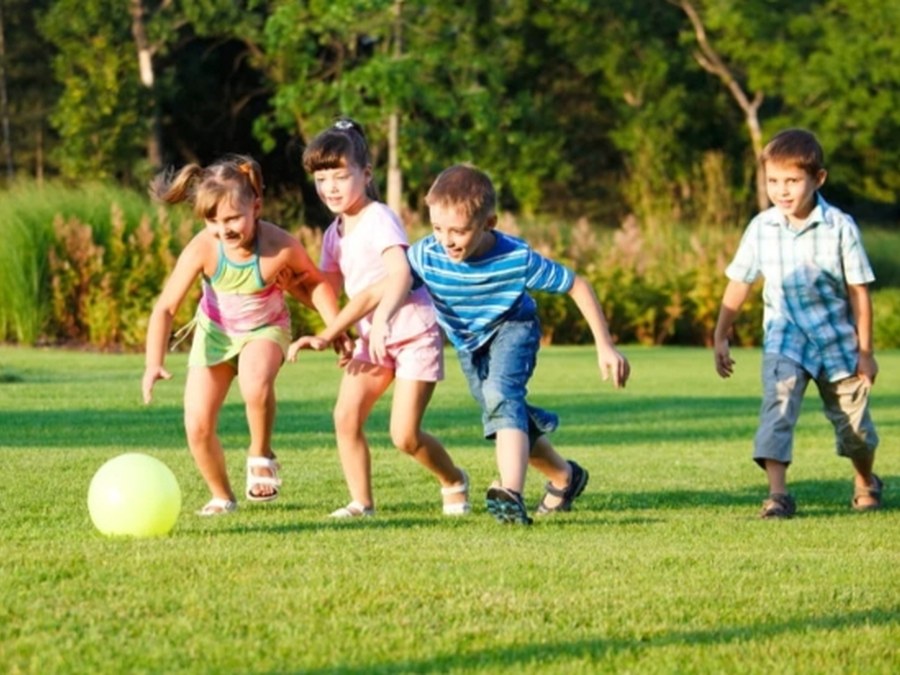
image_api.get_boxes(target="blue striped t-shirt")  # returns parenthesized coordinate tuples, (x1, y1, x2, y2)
(407, 231, 575, 352)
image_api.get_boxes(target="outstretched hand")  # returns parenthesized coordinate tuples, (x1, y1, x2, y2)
(598, 347, 630, 388)
(142, 366, 172, 404)
(287, 335, 330, 362)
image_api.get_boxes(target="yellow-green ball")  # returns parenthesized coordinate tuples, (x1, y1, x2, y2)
(88, 453, 182, 537)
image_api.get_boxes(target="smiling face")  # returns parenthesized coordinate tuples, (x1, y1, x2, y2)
(429, 203, 496, 262)
(313, 161, 371, 217)
(764, 160, 826, 226)
(204, 194, 260, 254)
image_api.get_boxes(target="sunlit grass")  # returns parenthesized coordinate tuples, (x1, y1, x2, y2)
(1, 345, 898, 673)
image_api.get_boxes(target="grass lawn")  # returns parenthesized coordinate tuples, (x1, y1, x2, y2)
(0, 345, 897, 674)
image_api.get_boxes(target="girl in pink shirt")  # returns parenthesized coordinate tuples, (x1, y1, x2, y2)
(288, 119, 469, 518)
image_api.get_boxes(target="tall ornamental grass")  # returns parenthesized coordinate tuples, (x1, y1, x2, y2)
(1, 180, 899, 349)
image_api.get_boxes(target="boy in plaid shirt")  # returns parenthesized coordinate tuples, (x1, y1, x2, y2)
(713, 128, 881, 518)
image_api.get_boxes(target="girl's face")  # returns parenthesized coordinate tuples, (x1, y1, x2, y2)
(204, 195, 260, 253)
(764, 160, 826, 226)
(429, 203, 496, 262)
(313, 161, 371, 216)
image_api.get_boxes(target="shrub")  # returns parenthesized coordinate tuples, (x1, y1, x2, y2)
(873, 288, 900, 349)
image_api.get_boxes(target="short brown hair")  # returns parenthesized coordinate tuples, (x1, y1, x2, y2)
(760, 128, 825, 175)
(425, 164, 496, 225)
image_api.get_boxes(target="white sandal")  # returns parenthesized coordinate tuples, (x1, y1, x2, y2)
(196, 497, 238, 517)
(441, 469, 471, 516)
(329, 501, 375, 518)
(246, 456, 282, 502)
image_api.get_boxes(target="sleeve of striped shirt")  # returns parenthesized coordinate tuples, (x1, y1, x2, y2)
(524, 249, 575, 294)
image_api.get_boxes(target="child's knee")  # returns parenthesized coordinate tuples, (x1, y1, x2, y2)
(390, 428, 420, 455)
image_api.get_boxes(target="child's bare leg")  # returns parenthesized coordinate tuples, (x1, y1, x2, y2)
(851, 455, 879, 509)
(764, 459, 788, 495)
(333, 360, 393, 509)
(237, 340, 284, 498)
(391, 378, 466, 507)
(184, 364, 235, 501)
(495, 428, 529, 493)
(529, 435, 571, 510)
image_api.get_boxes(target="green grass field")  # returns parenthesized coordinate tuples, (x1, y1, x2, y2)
(1, 345, 897, 674)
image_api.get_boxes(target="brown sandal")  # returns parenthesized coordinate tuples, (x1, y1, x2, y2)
(852, 474, 883, 512)
(759, 493, 796, 519)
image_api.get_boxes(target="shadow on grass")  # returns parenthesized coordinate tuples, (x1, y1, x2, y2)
(299, 607, 900, 674)
(581, 477, 894, 518)
(181, 476, 892, 539)
(4, 388, 900, 449)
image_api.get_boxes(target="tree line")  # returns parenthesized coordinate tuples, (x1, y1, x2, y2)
(2, 0, 899, 229)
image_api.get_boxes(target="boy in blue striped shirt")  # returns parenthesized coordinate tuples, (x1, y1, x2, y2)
(363, 164, 631, 524)
(713, 129, 881, 518)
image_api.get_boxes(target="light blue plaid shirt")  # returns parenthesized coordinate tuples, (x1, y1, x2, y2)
(726, 195, 875, 381)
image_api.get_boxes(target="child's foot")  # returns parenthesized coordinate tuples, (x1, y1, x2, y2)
(246, 455, 282, 502)
(852, 474, 883, 511)
(485, 484, 532, 525)
(441, 469, 471, 516)
(196, 497, 238, 517)
(536, 460, 589, 514)
(329, 501, 375, 518)
(759, 493, 796, 519)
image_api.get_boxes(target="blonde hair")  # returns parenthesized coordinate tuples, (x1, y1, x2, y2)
(425, 164, 496, 226)
(150, 154, 264, 219)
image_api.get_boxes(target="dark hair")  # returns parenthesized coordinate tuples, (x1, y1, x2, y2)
(149, 154, 264, 220)
(760, 128, 825, 175)
(425, 164, 496, 226)
(302, 118, 379, 200)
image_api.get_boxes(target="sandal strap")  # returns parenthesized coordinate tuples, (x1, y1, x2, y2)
(197, 498, 238, 516)
(441, 470, 469, 496)
(246, 456, 282, 487)
(330, 501, 375, 518)
(543, 480, 567, 498)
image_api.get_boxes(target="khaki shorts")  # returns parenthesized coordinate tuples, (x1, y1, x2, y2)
(753, 354, 878, 466)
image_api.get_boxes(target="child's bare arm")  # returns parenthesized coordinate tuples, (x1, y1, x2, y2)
(567, 274, 630, 388)
(848, 283, 878, 384)
(712, 280, 752, 378)
(143, 237, 205, 403)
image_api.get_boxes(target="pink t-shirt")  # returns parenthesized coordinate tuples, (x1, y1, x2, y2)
(320, 202, 436, 344)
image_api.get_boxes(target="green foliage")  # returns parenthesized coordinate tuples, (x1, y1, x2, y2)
(2, 346, 899, 672)
(0, 181, 333, 349)
(39, 0, 148, 181)
(873, 289, 900, 351)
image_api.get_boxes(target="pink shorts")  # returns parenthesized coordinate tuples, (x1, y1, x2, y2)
(352, 323, 444, 382)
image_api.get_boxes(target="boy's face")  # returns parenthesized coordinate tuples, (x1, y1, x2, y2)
(429, 203, 496, 262)
(764, 160, 826, 225)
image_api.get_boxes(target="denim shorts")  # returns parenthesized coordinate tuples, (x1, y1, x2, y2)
(457, 319, 559, 447)
(754, 353, 878, 466)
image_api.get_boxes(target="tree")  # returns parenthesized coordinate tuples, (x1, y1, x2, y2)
(669, 0, 767, 211)
(40, 0, 147, 181)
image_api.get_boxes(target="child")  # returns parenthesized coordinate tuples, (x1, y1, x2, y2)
(713, 128, 881, 518)
(311, 163, 630, 525)
(142, 154, 340, 516)
(287, 119, 470, 518)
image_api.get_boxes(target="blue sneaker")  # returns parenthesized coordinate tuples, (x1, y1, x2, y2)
(486, 486, 533, 525)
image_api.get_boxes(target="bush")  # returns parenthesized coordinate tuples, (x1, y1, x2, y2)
(873, 288, 900, 349)
(0, 182, 327, 350)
